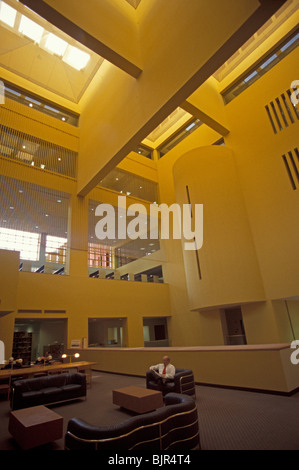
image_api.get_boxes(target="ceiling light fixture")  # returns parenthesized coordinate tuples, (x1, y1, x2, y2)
(19, 15, 44, 43)
(0, 2, 17, 27)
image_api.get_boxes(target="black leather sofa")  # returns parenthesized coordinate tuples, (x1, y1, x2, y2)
(65, 393, 200, 450)
(11, 373, 86, 410)
(146, 368, 196, 396)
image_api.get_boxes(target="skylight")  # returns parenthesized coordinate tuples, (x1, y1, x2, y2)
(19, 15, 44, 43)
(63, 46, 90, 70)
(45, 33, 68, 56)
(0, 1, 16, 27)
(0, 3, 91, 71)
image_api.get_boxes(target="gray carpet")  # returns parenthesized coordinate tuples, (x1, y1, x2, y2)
(1, 371, 299, 452)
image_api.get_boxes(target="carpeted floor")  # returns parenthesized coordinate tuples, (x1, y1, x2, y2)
(1, 371, 299, 452)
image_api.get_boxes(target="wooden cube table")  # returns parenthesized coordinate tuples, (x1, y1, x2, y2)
(9, 405, 63, 450)
(113, 386, 163, 414)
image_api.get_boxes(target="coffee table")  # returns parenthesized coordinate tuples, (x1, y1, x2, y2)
(112, 386, 163, 414)
(9, 405, 63, 450)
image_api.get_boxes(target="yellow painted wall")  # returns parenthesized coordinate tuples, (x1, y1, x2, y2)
(0, 270, 171, 356)
(173, 145, 266, 311)
(0, 250, 19, 314)
(225, 46, 299, 300)
(77, 344, 298, 394)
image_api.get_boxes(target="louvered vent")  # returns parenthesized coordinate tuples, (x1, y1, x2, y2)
(265, 88, 299, 134)
(281, 147, 299, 190)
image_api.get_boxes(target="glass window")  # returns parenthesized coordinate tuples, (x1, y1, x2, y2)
(88, 318, 126, 347)
(222, 30, 299, 104)
(45, 235, 67, 264)
(0, 227, 40, 260)
(143, 317, 169, 347)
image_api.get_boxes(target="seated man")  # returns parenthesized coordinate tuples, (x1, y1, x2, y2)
(148, 355, 175, 394)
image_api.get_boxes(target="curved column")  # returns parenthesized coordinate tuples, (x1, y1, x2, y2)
(173, 145, 265, 311)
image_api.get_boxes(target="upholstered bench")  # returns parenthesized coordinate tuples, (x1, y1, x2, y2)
(11, 373, 86, 410)
(65, 393, 200, 450)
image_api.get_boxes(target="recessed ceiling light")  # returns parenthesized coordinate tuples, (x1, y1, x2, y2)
(0, 2, 17, 28)
(40, 164, 45, 169)
(9, 206, 14, 210)
(45, 214, 49, 217)
(58, 157, 62, 161)
(19, 15, 44, 43)
(63, 45, 90, 70)
(45, 33, 68, 56)
(18, 190, 23, 193)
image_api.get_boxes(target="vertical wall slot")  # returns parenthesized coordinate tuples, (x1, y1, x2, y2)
(266, 88, 299, 134)
(186, 185, 201, 280)
(265, 104, 277, 134)
(281, 148, 299, 190)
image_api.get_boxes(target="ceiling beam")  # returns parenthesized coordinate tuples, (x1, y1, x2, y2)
(18, 0, 142, 78)
(181, 100, 230, 137)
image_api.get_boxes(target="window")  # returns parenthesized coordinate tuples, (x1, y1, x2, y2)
(158, 118, 202, 157)
(133, 144, 153, 159)
(88, 242, 113, 268)
(3, 82, 79, 126)
(88, 318, 126, 347)
(222, 29, 299, 104)
(45, 236, 67, 264)
(0, 227, 40, 260)
(143, 317, 169, 346)
(0, 124, 78, 177)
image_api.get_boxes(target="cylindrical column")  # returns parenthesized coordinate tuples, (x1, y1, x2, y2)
(173, 145, 265, 310)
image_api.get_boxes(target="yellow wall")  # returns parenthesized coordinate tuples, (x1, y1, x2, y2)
(77, 343, 298, 394)
(225, 46, 299, 300)
(173, 145, 265, 310)
(0, 270, 171, 354)
(0, 250, 19, 314)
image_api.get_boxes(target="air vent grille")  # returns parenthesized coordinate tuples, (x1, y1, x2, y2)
(265, 88, 299, 134)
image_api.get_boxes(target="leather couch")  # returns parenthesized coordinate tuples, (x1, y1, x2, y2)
(65, 393, 200, 450)
(11, 372, 86, 410)
(146, 368, 196, 396)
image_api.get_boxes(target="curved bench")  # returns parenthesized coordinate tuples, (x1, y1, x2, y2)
(65, 392, 200, 450)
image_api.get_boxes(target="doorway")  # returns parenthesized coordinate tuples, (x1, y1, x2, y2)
(221, 307, 247, 345)
(13, 318, 67, 364)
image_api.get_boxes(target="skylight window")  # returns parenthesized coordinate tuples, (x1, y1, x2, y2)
(280, 32, 299, 52)
(0, 1, 17, 27)
(63, 46, 90, 70)
(260, 54, 277, 69)
(244, 70, 258, 83)
(45, 33, 68, 56)
(19, 15, 44, 43)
